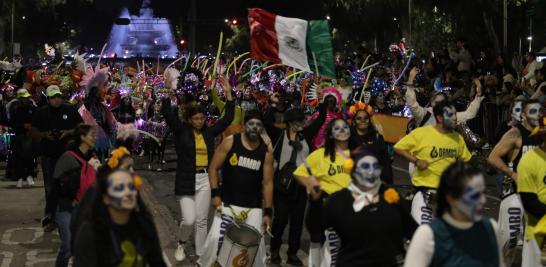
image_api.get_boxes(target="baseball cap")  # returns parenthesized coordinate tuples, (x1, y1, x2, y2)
(46, 85, 62, 97)
(16, 89, 31, 98)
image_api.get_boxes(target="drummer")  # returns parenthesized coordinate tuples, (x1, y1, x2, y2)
(199, 110, 274, 267)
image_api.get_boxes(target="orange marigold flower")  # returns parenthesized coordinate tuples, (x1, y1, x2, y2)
(134, 175, 143, 191)
(343, 158, 354, 173)
(384, 188, 400, 204)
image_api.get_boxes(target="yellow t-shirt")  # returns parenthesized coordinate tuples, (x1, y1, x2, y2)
(195, 132, 208, 167)
(293, 147, 351, 195)
(516, 147, 546, 240)
(394, 125, 472, 188)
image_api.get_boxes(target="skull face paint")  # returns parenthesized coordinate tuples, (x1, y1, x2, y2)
(352, 156, 382, 191)
(511, 101, 523, 123)
(106, 171, 138, 210)
(244, 119, 264, 140)
(524, 103, 542, 127)
(442, 106, 457, 130)
(331, 120, 350, 142)
(453, 174, 486, 222)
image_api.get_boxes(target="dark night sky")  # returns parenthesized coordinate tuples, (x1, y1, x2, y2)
(82, 0, 327, 49)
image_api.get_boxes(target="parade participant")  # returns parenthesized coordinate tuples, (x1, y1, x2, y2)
(404, 161, 504, 267)
(266, 105, 326, 266)
(394, 100, 472, 224)
(199, 110, 273, 267)
(78, 70, 118, 161)
(293, 118, 356, 267)
(348, 103, 393, 184)
(9, 89, 38, 188)
(516, 109, 546, 267)
(72, 168, 166, 267)
(487, 99, 542, 260)
(32, 85, 83, 231)
(324, 146, 417, 266)
(405, 67, 484, 127)
(161, 77, 234, 261)
(52, 124, 100, 267)
(116, 96, 136, 124)
(309, 87, 344, 149)
(144, 99, 168, 171)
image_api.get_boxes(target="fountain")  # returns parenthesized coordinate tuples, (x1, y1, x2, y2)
(105, 0, 179, 58)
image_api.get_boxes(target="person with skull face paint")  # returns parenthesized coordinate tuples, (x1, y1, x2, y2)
(160, 77, 234, 262)
(324, 146, 417, 266)
(516, 106, 546, 267)
(199, 110, 274, 267)
(395, 100, 472, 225)
(293, 118, 356, 267)
(404, 161, 504, 267)
(265, 104, 326, 266)
(72, 167, 166, 267)
(487, 99, 543, 261)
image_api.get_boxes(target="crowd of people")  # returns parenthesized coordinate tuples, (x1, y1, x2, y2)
(0, 37, 545, 267)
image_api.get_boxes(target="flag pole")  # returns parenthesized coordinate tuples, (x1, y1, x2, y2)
(312, 52, 320, 78)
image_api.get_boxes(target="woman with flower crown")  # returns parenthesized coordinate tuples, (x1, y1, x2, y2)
(323, 146, 417, 267)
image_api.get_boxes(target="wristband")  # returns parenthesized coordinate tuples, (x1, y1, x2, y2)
(211, 188, 220, 198)
(264, 208, 273, 217)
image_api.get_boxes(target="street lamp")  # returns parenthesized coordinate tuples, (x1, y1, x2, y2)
(326, 15, 331, 20)
(527, 36, 533, 52)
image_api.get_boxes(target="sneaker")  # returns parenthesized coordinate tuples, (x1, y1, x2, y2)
(156, 168, 162, 172)
(175, 241, 186, 262)
(26, 176, 35, 186)
(147, 164, 152, 170)
(287, 254, 303, 266)
(270, 250, 281, 265)
(161, 160, 166, 164)
(16, 179, 23, 188)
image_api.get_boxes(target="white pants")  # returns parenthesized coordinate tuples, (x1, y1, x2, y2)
(522, 238, 543, 267)
(497, 193, 524, 266)
(411, 191, 434, 225)
(198, 204, 266, 267)
(177, 172, 211, 256)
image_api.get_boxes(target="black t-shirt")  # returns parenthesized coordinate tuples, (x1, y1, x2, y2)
(32, 104, 83, 158)
(221, 134, 267, 208)
(324, 187, 417, 267)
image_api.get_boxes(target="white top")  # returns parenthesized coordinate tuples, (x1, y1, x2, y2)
(403, 213, 505, 267)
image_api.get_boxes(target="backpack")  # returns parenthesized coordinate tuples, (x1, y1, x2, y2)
(68, 151, 97, 202)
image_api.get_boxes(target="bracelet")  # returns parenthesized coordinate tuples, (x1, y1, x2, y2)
(264, 208, 273, 217)
(211, 188, 220, 198)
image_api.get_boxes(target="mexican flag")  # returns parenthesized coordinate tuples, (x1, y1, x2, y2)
(248, 8, 336, 79)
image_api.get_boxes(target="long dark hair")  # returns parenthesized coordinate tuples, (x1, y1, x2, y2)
(436, 161, 482, 217)
(85, 86, 111, 133)
(323, 118, 358, 162)
(69, 124, 93, 149)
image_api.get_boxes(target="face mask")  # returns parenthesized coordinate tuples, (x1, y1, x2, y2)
(525, 103, 542, 127)
(353, 156, 382, 191)
(442, 107, 457, 130)
(453, 174, 486, 222)
(106, 172, 138, 210)
(511, 101, 522, 123)
(244, 119, 263, 140)
(331, 120, 350, 141)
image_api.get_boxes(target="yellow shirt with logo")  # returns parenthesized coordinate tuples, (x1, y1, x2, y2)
(394, 125, 472, 188)
(194, 133, 208, 167)
(293, 147, 351, 195)
(516, 147, 546, 240)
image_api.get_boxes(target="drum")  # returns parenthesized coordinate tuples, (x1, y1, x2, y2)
(217, 222, 262, 267)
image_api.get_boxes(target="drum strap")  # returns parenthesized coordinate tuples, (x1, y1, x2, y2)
(228, 206, 252, 223)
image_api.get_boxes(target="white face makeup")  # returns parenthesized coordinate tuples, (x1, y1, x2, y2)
(442, 106, 457, 130)
(511, 101, 523, 122)
(524, 103, 542, 127)
(353, 155, 382, 191)
(453, 174, 486, 222)
(331, 120, 350, 141)
(106, 171, 138, 210)
(244, 119, 264, 140)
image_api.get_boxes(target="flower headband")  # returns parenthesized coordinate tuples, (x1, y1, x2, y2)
(107, 146, 142, 190)
(347, 101, 374, 118)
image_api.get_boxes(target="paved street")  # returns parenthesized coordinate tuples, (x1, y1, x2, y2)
(0, 144, 505, 267)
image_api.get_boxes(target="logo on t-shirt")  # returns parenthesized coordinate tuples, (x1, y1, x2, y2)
(542, 175, 546, 185)
(430, 146, 457, 159)
(522, 145, 538, 155)
(229, 153, 262, 171)
(328, 164, 344, 176)
(62, 114, 68, 120)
